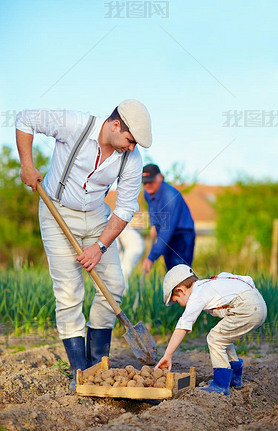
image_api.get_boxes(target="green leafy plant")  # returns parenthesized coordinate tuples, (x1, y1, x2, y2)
(215, 178, 278, 270)
(0, 265, 277, 346)
(0, 145, 49, 267)
(52, 359, 72, 378)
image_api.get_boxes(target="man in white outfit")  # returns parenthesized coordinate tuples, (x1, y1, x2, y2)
(15, 100, 152, 389)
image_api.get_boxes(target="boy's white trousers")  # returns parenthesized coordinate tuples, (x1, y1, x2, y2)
(39, 200, 125, 339)
(207, 289, 267, 368)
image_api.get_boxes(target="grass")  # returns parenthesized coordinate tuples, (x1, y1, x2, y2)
(7, 345, 26, 354)
(0, 264, 277, 345)
(51, 359, 72, 378)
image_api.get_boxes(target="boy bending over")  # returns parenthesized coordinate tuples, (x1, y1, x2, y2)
(155, 265, 267, 395)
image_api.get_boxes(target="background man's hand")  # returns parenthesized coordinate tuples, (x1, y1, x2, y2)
(76, 243, 103, 271)
(150, 225, 157, 240)
(142, 258, 154, 273)
(20, 166, 43, 192)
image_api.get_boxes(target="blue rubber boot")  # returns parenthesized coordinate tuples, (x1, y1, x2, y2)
(230, 359, 243, 389)
(63, 337, 87, 391)
(200, 368, 233, 395)
(86, 328, 112, 367)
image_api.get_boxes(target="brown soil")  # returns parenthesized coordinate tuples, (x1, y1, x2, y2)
(0, 334, 277, 431)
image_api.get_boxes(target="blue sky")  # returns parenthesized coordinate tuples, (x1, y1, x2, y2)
(0, 0, 277, 184)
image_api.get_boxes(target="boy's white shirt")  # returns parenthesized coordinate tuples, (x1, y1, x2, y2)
(175, 272, 256, 332)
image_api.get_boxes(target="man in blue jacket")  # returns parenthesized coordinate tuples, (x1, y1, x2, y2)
(142, 164, 195, 273)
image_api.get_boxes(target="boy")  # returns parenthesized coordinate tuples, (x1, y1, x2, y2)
(155, 265, 267, 395)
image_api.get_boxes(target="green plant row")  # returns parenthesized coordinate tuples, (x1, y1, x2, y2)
(0, 266, 277, 343)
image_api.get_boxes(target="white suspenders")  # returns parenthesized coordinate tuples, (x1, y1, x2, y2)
(55, 115, 130, 202)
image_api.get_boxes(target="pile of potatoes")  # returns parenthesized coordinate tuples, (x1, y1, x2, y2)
(83, 365, 168, 388)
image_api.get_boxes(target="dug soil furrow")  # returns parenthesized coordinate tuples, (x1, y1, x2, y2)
(0, 336, 277, 431)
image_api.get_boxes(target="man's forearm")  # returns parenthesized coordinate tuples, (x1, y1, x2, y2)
(16, 129, 43, 191)
(98, 213, 128, 247)
(16, 129, 34, 167)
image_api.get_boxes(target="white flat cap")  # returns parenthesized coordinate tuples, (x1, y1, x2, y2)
(118, 99, 152, 148)
(163, 264, 194, 306)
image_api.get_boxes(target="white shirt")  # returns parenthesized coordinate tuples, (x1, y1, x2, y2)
(16, 109, 143, 222)
(176, 272, 256, 332)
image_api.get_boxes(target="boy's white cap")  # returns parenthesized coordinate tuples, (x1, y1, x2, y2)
(163, 264, 194, 306)
(118, 99, 152, 148)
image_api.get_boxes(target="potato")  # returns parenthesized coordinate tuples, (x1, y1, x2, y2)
(127, 380, 136, 387)
(141, 369, 151, 378)
(153, 368, 163, 379)
(119, 378, 129, 387)
(141, 365, 151, 373)
(105, 377, 115, 386)
(143, 378, 154, 387)
(95, 369, 103, 378)
(125, 365, 135, 373)
(157, 376, 166, 384)
(102, 370, 113, 380)
(128, 370, 136, 379)
(114, 375, 123, 382)
(133, 375, 144, 384)
(118, 369, 128, 377)
(84, 366, 172, 389)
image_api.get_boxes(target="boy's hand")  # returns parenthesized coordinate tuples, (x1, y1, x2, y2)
(155, 355, 172, 372)
(155, 329, 187, 372)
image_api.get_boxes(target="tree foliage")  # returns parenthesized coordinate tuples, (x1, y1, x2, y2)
(0, 145, 49, 267)
(215, 179, 278, 263)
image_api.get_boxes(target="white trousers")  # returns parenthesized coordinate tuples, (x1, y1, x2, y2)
(116, 227, 145, 288)
(207, 289, 267, 368)
(39, 200, 125, 339)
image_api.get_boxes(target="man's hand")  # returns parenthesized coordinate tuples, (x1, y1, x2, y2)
(20, 166, 43, 192)
(142, 258, 154, 273)
(155, 354, 172, 372)
(150, 225, 157, 240)
(76, 243, 103, 271)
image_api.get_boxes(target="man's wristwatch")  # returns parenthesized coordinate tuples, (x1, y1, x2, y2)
(96, 240, 107, 254)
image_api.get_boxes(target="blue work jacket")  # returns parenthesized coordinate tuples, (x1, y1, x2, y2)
(144, 181, 194, 262)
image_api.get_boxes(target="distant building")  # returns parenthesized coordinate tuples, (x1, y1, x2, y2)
(105, 184, 225, 237)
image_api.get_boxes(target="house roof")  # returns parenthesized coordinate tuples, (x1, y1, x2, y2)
(105, 184, 225, 228)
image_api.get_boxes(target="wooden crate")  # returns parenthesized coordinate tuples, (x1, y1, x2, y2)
(76, 357, 196, 400)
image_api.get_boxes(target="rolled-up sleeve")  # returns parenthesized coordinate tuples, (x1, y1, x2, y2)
(114, 147, 143, 222)
(15, 109, 79, 142)
(176, 297, 206, 332)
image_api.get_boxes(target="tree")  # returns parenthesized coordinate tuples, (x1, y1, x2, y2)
(0, 145, 49, 267)
(214, 178, 278, 267)
(164, 162, 196, 194)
